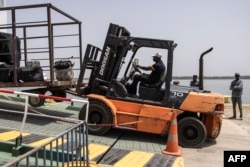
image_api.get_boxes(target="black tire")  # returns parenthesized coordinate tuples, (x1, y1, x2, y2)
(51, 90, 66, 102)
(178, 117, 207, 148)
(28, 91, 45, 107)
(79, 100, 113, 135)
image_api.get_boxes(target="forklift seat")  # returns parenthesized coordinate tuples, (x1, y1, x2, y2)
(140, 69, 167, 89)
(138, 69, 166, 101)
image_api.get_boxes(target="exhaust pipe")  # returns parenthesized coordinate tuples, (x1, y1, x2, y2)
(199, 47, 213, 90)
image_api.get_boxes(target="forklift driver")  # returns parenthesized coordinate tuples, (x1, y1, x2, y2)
(126, 53, 165, 97)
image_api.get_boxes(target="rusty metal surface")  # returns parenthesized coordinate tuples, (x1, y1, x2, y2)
(0, 3, 82, 89)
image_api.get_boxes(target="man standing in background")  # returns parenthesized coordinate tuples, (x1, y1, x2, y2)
(229, 73, 243, 120)
(190, 74, 200, 87)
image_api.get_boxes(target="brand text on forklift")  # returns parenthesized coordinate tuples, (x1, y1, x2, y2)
(99, 46, 111, 76)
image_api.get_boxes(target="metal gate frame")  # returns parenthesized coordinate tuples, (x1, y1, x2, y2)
(0, 88, 90, 167)
(3, 121, 89, 167)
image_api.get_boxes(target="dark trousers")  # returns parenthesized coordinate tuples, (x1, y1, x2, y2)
(231, 96, 243, 118)
(127, 74, 153, 94)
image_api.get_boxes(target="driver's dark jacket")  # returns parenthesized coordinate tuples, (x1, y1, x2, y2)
(149, 60, 165, 83)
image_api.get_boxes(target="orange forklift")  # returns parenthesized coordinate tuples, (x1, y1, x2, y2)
(74, 23, 224, 148)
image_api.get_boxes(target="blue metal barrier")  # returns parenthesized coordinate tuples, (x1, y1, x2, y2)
(2, 121, 89, 167)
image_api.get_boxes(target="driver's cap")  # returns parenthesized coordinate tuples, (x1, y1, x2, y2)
(152, 53, 162, 59)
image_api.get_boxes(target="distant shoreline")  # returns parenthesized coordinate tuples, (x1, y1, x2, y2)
(173, 76, 250, 80)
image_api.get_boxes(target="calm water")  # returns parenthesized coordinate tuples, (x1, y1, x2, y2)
(9, 79, 250, 104)
(176, 79, 250, 104)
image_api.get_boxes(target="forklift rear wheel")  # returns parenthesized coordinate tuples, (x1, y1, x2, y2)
(28, 91, 45, 107)
(79, 100, 113, 135)
(178, 117, 207, 148)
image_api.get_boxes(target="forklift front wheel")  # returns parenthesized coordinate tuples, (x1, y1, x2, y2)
(28, 91, 45, 107)
(79, 100, 113, 135)
(178, 117, 207, 148)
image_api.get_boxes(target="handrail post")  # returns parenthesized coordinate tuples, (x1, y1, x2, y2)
(12, 95, 29, 156)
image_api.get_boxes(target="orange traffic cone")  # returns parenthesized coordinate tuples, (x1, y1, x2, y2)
(162, 111, 181, 156)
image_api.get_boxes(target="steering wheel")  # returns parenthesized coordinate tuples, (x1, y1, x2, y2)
(132, 63, 141, 74)
(123, 59, 141, 82)
(126, 66, 136, 81)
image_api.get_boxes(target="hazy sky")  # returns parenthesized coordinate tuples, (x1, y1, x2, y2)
(5, 0, 250, 76)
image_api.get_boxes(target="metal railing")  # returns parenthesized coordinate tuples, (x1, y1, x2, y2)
(0, 88, 90, 167)
(0, 3, 83, 86)
(3, 121, 89, 167)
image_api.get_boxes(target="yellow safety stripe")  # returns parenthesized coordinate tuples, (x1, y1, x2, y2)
(87, 143, 109, 160)
(0, 131, 30, 140)
(29, 137, 67, 149)
(172, 157, 185, 167)
(114, 151, 154, 167)
(29, 137, 53, 147)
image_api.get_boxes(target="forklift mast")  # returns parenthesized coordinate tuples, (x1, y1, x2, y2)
(76, 23, 130, 95)
(96, 24, 130, 81)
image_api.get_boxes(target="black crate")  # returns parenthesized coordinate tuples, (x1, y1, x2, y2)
(18, 67, 44, 82)
(0, 63, 13, 82)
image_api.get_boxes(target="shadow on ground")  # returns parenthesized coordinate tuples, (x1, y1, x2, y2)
(88, 128, 167, 145)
